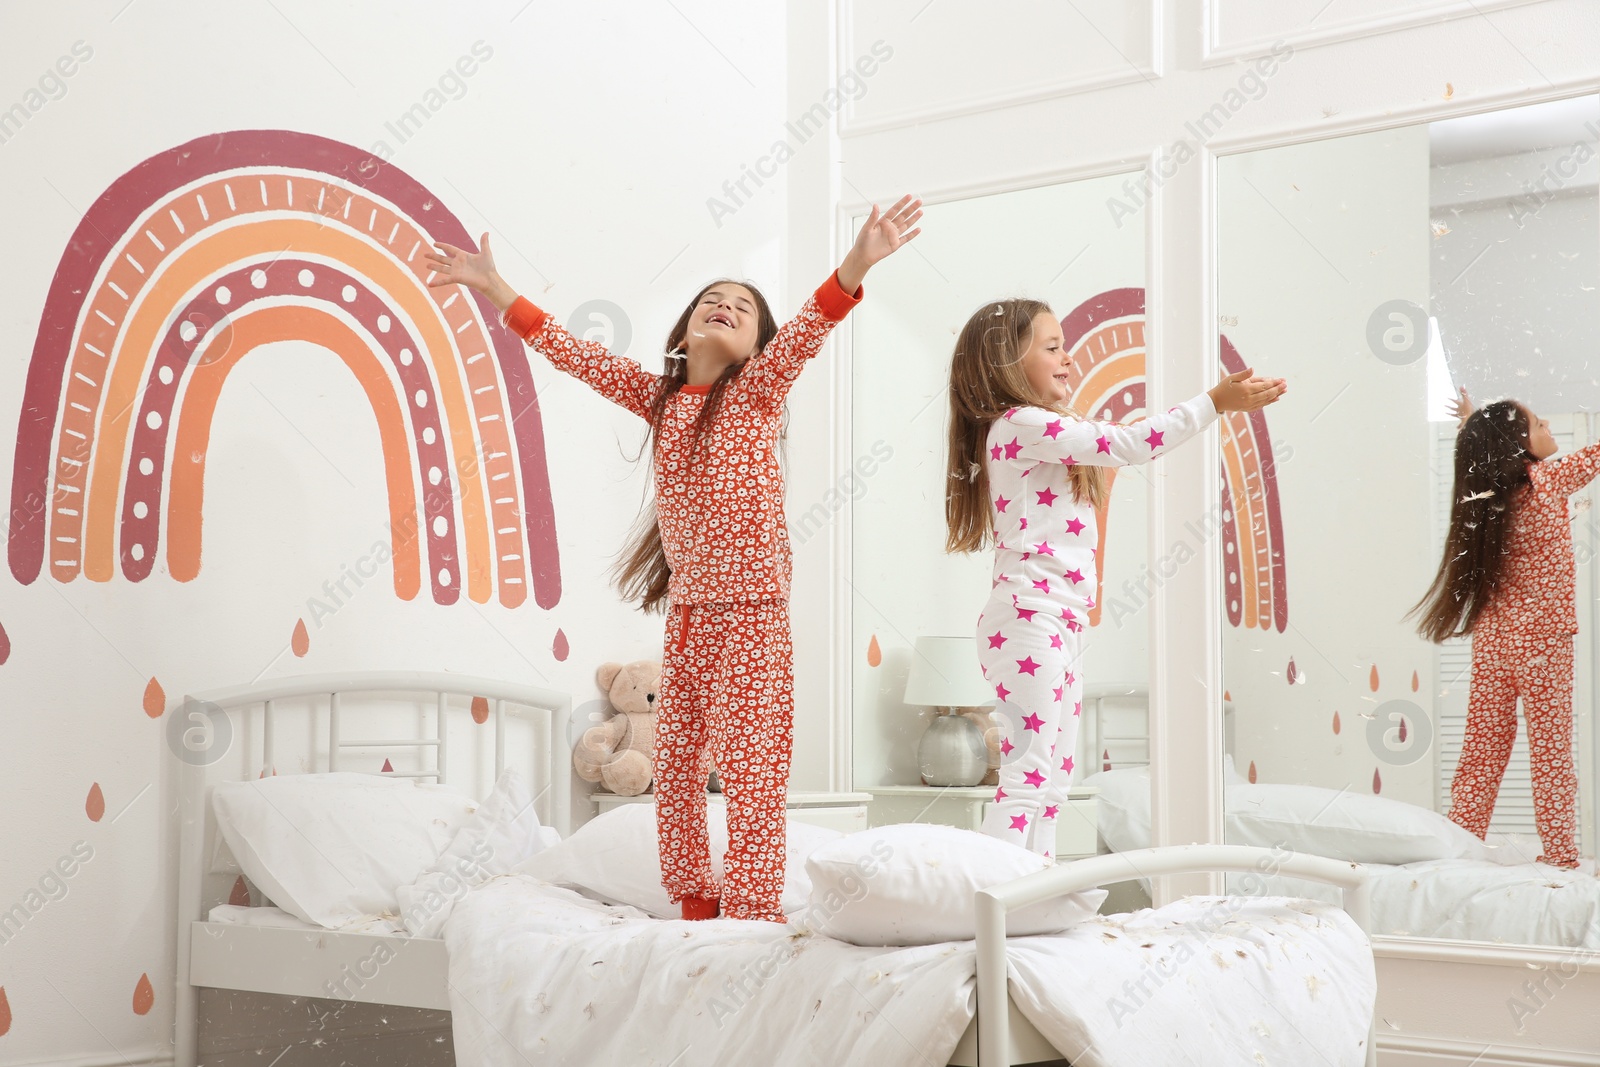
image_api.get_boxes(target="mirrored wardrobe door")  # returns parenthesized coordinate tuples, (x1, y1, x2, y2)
(1216, 95, 1600, 949)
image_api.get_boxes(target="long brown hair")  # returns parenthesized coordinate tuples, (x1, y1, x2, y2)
(613, 279, 779, 612)
(1410, 400, 1534, 642)
(945, 299, 1108, 553)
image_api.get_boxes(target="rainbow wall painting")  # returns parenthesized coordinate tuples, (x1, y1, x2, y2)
(9, 130, 561, 610)
(1058, 288, 1288, 632)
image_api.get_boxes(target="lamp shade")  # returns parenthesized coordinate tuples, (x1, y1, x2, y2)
(902, 636, 995, 708)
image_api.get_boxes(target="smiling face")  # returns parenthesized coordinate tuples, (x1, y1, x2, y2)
(683, 283, 761, 366)
(1018, 311, 1071, 405)
(1522, 404, 1559, 460)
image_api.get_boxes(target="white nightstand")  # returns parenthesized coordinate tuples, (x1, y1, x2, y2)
(591, 790, 872, 833)
(864, 785, 1100, 859)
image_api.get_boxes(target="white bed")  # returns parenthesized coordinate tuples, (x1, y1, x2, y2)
(172, 672, 1378, 1067)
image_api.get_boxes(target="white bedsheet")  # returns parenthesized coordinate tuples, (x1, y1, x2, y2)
(442, 876, 1374, 1067)
(1230, 857, 1600, 948)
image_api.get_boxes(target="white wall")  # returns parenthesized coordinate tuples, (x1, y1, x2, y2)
(0, 0, 790, 1057)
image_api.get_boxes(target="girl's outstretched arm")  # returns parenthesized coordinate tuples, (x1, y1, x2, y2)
(1536, 440, 1600, 497)
(424, 233, 659, 420)
(740, 195, 923, 412)
(999, 369, 1285, 467)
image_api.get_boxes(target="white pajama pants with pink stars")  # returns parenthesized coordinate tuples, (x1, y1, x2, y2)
(975, 600, 1083, 858)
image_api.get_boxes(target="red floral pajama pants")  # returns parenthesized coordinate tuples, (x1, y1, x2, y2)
(655, 601, 793, 921)
(1449, 628, 1580, 868)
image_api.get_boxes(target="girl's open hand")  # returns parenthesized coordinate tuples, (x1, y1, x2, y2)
(852, 195, 923, 266)
(424, 232, 498, 294)
(1446, 386, 1472, 425)
(1209, 368, 1287, 413)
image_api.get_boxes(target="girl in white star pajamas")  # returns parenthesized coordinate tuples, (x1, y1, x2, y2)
(945, 299, 1285, 857)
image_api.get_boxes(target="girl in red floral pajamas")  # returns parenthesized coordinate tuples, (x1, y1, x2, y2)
(1414, 391, 1597, 870)
(426, 198, 922, 920)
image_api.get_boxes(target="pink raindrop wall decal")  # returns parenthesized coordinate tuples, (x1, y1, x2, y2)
(1102, 749, 1112, 772)
(1372, 768, 1383, 794)
(1398, 717, 1408, 743)
(1286, 657, 1298, 685)
(552, 628, 569, 662)
(867, 635, 882, 667)
(229, 876, 251, 907)
(380, 758, 394, 773)
(471, 695, 490, 724)
(86, 783, 105, 822)
(142, 677, 165, 718)
(291, 618, 310, 657)
(132, 973, 154, 1015)
(0, 619, 9, 665)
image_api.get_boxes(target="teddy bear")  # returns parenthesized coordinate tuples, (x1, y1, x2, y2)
(572, 660, 661, 796)
(959, 707, 1005, 787)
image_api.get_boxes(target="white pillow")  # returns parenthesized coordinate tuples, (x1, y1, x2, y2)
(1227, 782, 1493, 865)
(396, 769, 560, 937)
(800, 824, 1106, 946)
(516, 802, 838, 918)
(211, 772, 478, 929)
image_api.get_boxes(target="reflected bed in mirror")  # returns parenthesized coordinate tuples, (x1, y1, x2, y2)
(1205, 93, 1600, 949)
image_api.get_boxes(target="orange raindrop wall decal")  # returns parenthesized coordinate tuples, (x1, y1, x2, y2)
(142, 677, 165, 718)
(1224, 689, 1232, 702)
(1411, 670, 1419, 692)
(86, 783, 105, 822)
(1369, 664, 1380, 691)
(8, 130, 562, 611)
(132, 973, 154, 1015)
(1247, 760, 1258, 783)
(0, 986, 10, 1035)
(1286, 657, 1297, 685)
(866, 635, 882, 667)
(471, 695, 490, 724)
(1372, 768, 1383, 794)
(1057, 292, 1287, 631)
(229, 876, 251, 907)
(291, 618, 310, 657)
(553, 629, 569, 662)
(1332, 710, 1341, 734)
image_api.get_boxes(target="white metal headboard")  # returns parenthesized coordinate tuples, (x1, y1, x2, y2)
(172, 671, 572, 1061)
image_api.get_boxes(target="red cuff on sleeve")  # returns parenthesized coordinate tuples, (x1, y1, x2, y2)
(502, 296, 550, 341)
(813, 270, 864, 322)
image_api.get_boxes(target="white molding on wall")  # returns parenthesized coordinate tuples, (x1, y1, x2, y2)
(836, 0, 1164, 138)
(4, 1056, 172, 1067)
(1373, 935, 1600, 970)
(1377, 1037, 1600, 1067)
(1200, 0, 1549, 66)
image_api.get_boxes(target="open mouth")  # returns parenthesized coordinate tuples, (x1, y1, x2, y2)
(707, 310, 736, 329)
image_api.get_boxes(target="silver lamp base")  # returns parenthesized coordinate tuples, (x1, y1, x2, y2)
(918, 709, 989, 787)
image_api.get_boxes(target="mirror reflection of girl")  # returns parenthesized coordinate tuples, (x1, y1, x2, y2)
(1414, 389, 1595, 871)
(424, 197, 923, 920)
(944, 301, 1285, 856)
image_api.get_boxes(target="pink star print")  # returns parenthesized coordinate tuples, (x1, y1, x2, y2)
(1016, 656, 1040, 675)
(995, 683, 1011, 701)
(987, 631, 1008, 649)
(1023, 769, 1047, 788)
(1064, 568, 1084, 584)
(1043, 419, 1064, 439)
(1003, 438, 1023, 460)
(1061, 455, 1077, 466)
(1032, 579, 1050, 594)
(1095, 435, 1112, 454)
(994, 495, 1011, 513)
(1065, 671, 1076, 685)
(1015, 605, 1037, 622)
(995, 787, 1008, 802)
(990, 443, 1002, 460)
(1065, 517, 1086, 536)
(1043, 805, 1060, 819)
(1061, 755, 1075, 773)
(1052, 686, 1064, 702)
(1000, 737, 1015, 756)
(1049, 634, 1063, 649)
(1022, 713, 1046, 733)
(1009, 814, 1029, 832)
(1073, 701, 1083, 718)
(1018, 518, 1029, 531)
(1036, 487, 1058, 506)
(1145, 428, 1165, 449)
(1033, 541, 1055, 557)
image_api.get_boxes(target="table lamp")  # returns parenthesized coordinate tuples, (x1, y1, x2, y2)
(902, 636, 999, 787)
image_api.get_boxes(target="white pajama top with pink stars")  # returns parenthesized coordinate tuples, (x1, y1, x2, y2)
(977, 394, 1219, 856)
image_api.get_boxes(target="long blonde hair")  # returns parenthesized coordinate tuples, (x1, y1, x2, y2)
(945, 299, 1107, 554)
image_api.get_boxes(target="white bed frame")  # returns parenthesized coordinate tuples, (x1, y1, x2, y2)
(172, 672, 1372, 1067)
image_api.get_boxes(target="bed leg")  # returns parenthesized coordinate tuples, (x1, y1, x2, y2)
(974, 890, 1009, 1067)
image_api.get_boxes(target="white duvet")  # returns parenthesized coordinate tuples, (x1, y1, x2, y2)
(442, 876, 1374, 1067)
